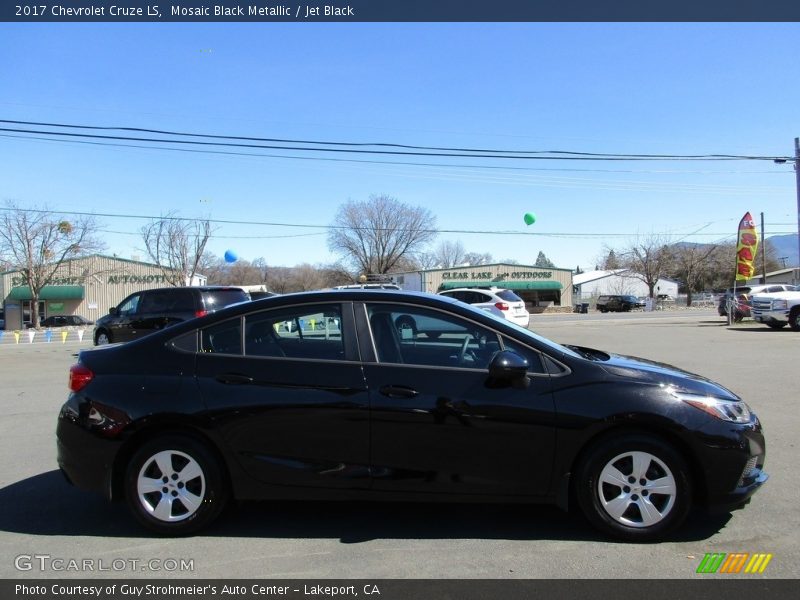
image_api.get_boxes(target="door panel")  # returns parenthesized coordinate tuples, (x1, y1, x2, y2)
(194, 304, 371, 489)
(362, 302, 556, 497)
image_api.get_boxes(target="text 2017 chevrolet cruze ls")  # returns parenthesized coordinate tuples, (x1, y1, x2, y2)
(57, 290, 766, 541)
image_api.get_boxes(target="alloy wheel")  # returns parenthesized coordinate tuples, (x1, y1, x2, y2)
(596, 450, 677, 528)
(136, 450, 206, 523)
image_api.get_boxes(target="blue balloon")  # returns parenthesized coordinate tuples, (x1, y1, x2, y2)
(224, 249, 238, 263)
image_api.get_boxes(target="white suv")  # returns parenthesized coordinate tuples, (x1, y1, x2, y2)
(438, 287, 530, 327)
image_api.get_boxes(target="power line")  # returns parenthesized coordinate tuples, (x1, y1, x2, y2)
(0, 118, 793, 161)
(0, 132, 786, 175)
(1, 134, 791, 198)
(4, 207, 794, 238)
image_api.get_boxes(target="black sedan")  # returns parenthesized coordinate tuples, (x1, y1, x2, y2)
(42, 315, 94, 328)
(57, 290, 767, 541)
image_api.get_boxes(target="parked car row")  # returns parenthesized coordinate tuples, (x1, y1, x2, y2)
(90, 285, 531, 346)
(717, 285, 798, 322)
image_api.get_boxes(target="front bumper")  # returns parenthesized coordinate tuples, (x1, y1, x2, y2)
(707, 469, 768, 513)
(693, 419, 767, 512)
(752, 309, 788, 324)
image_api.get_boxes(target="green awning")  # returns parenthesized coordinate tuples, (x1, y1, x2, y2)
(439, 281, 562, 291)
(8, 285, 85, 301)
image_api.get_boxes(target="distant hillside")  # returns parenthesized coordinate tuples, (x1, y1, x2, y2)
(671, 234, 799, 269)
(766, 234, 800, 268)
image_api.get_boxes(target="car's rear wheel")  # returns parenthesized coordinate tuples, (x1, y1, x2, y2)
(94, 329, 112, 345)
(124, 435, 228, 535)
(575, 434, 691, 542)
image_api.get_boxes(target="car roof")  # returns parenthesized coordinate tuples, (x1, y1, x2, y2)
(440, 287, 507, 293)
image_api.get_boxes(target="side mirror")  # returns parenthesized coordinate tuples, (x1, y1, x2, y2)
(488, 350, 529, 386)
(109, 306, 119, 316)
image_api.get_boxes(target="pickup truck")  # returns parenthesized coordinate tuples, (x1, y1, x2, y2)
(750, 290, 800, 331)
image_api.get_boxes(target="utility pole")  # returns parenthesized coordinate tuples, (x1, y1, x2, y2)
(761, 212, 766, 284)
(795, 137, 800, 270)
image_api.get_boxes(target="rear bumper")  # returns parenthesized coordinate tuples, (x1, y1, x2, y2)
(56, 411, 122, 499)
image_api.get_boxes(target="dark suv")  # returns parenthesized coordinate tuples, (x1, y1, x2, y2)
(93, 286, 250, 345)
(596, 294, 645, 313)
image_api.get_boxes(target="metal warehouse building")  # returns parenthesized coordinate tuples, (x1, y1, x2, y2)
(0, 254, 201, 330)
(392, 263, 575, 312)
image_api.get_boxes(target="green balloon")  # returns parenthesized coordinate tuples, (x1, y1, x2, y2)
(523, 212, 536, 225)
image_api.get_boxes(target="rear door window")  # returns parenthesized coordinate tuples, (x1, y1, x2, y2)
(201, 318, 243, 355)
(245, 304, 344, 361)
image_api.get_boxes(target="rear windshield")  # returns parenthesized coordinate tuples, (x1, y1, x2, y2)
(201, 289, 250, 310)
(496, 290, 523, 302)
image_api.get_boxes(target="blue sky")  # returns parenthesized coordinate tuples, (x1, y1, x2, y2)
(1, 23, 798, 270)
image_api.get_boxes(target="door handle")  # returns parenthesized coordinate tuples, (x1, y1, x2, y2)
(379, 385, 419, 399)
(216, 373, 254, 385)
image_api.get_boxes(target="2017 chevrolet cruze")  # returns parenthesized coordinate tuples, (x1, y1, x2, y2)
(57, 290, 767, 541)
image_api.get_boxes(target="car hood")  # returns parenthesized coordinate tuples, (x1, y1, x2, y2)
(569, 346, 740, 400)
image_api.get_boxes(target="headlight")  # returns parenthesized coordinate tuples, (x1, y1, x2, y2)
(670, 390, 752, 423)
(772, 299, 788, 310)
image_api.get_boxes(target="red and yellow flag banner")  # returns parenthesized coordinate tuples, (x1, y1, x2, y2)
(735, 212, 759, 281)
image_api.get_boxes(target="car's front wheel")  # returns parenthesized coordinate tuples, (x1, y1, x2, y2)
(124, 435, 228, 535)
(575, 434, 691, 542)
(790, 307, 800, 332)
(94, 329, 112, 345)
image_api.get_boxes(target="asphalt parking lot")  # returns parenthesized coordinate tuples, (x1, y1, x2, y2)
(0, 310, 797, 579)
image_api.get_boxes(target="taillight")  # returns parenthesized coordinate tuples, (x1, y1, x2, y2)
(495, 302, 509, 311)
(195, 309, 208, 318)
(69, 363, 94, 392)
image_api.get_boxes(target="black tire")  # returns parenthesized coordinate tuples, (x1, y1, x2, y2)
(790, 307, 800, 332)
(575, 433, 691, 542)
(94, 329, 112, 345)
(124, 435, 228, 535)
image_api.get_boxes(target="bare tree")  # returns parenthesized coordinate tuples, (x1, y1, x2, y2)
(264, 266, 294, 294)
(0, 202, 103, 327)
(327, 195, 437, 275)
(617, 234, 672, 298)
(667, 243, 719, 305)
(140, 214, 212, 286)
(433, 240, 467, 268)
(463, 251, 494, 266)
